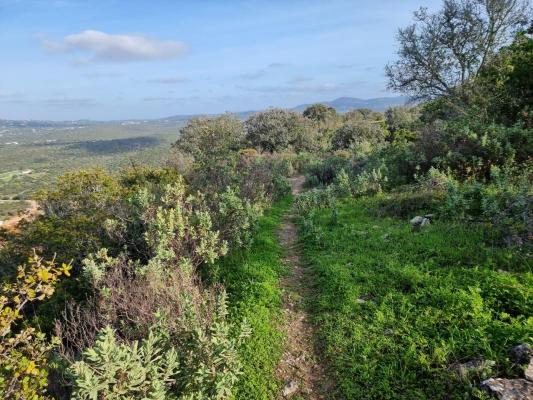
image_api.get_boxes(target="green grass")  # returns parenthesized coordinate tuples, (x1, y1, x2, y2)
(0, 122, 180, 199)
(299, 197, 533, 399)
(215, 196, 292, 399)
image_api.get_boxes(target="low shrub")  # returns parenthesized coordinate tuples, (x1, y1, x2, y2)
(294, 186, 336, 216)
(375, 189, 446, 218)
(0, 255, 71, 399)
(69, 324, 180, 400)
(68, 291, 250, 400)
(442, 166, 532, 247)
(304, 155, 351, 187)
(213, 187, 262, 249)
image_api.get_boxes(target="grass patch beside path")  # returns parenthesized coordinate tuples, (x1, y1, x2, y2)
(299, 197, 532, 400)
(215, 196, 292, 399)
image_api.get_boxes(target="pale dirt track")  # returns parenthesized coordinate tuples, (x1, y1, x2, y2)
(276, 176, 332, 399)
(0, 200, 41, 232)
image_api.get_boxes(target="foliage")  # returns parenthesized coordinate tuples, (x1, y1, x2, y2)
(442, 166, 532, 246)
(294, 186, 336, 216)
(302, 104, 340, 150)
(235, 153, 292, 205)
(3, 169, 125, 266)
(335, 168, 387, 198)
(298, 196, 533, 399)
(343, 108, 383, 122)
(245, 108, 317, 153)
(331, 119, 388, 158)
(176, 290, 251, 399)
(371, 168, 452, 218)
(302, 103, 337, 123)
(69, 324, 179, 400)
(304, 155, 351, 187)
(60, 252, 251, 399)
(474, 32, 533, 127)
(214, 198, 290, 399)
(384, 106, 420, 144)
(142, 181, 228, 271)
(386, 0, 530, 101)
(0, 255, 71, 399)
(480, 166, 532, 246)
(69, 289, 250, 400)
(213, 187, 261, 249)
(174, 114, 245, 164)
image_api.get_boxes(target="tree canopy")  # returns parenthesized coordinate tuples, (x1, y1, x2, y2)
(386, 0, 530, 101)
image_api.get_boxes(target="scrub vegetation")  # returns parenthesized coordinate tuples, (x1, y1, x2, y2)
(0, 0, 531, 399)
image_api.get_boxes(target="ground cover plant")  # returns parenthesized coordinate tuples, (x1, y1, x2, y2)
(0, 0, 531, 398)
(214, 197, 292, 399)
(297, 197, 532, 399)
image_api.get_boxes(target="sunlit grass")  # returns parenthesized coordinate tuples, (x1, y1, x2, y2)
(299, 197, 532, 399)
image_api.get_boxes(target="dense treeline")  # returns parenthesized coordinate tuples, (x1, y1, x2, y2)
(0, 0, 531, 398)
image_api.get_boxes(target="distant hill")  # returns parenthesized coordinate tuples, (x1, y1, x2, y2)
(160, 110, 256, 122)
(161, 96, 409, 121)
(1, 96, 410, 127)
(293, 96, 409, 113)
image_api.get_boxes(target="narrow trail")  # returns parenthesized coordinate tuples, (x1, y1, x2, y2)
(0, 200, 41, 233)
(276, 176, 331, 399)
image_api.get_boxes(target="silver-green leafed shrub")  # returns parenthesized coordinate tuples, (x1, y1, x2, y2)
(69, 323, 179, 400)
(480, 166, 532, 246)
(334, 168, 353, 198)
(177, 291, 251, 399)
(67, 291, 250, 400)
(142, 181, 228, 271)
(352, 168, 386, 196)
(333, 167, 387, 199)
(294, 186, 336, 216)
(213, 187, 261, 249)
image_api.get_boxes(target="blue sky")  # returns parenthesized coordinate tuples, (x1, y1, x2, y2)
(0, 0, 441, 120)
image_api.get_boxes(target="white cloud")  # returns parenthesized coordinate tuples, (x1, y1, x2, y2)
(41, 30, 187, 63)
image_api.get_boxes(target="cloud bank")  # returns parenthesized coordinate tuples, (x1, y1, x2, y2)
(41, 30, 187, 63)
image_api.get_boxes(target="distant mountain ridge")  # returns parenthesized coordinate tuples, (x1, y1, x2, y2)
(1, 96, 409, 126)
(293, 96, 409, 113)
(161, 96, 409, 122)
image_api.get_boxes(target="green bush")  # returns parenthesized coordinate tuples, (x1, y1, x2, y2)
(376, 189, 446, 218)
(0, 256, 70, 399)
(245, 108, 318, 153)
(304, 155, 351, 187)
(174, 114, 245, 165)
(213, 187, 261, 249)
(331, 119, 388, 158)
(69, 291, 250, 400)
(442, 166, 532, 246)
(69, 324, 180, 400)
(294, 186, 336, 216)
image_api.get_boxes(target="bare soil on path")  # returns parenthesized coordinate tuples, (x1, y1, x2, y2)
(0, 200, 41, 233)
(276, 176, 332, 399)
